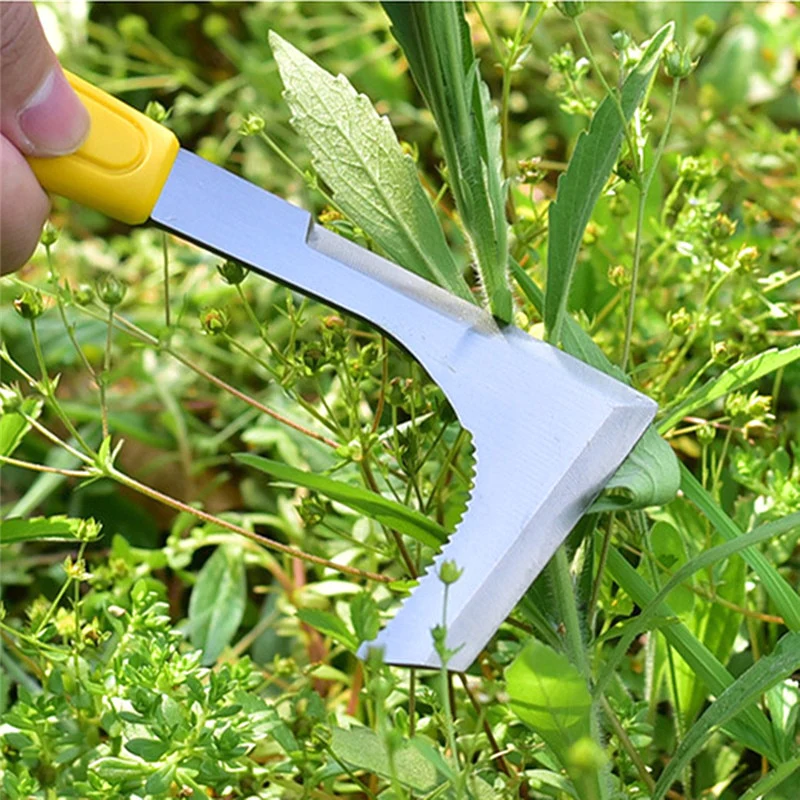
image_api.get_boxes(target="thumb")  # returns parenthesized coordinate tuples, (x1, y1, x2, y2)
(0, 2, 89, 156)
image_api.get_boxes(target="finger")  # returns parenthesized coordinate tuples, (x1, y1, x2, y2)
(0, 133, 50, 273)
(0, 2, 89, 155)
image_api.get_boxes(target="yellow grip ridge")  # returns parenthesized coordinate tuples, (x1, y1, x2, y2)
(28, 71, 180, 225)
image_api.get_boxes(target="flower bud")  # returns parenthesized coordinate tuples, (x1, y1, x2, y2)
(667, 307, 692, 337)
(239, 113, 265, 136)
(439, 560, 463, 585)
(13, 289, 45, 320)
(697, 423, 715, 445)
(200, 307, 229, 336)
(40, 223, 59, 247)
(145, 101, 169, 123)
(608, 264, 629, 288)
(555, 1, 586, 18)
(217, 259, 249, 285)
(693, 15, 716, 39)
(611, 31, 632, 53)
(95, 274, 127, 307)
(665, 45, 694, 79)
(710, 213, 736, 240)
(73, 284, 95, 306)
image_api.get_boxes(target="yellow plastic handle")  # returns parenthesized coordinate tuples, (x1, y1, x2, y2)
(27, 71, 180, 225)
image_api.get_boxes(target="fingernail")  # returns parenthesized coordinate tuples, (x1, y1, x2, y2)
(18, 67, 90, 156)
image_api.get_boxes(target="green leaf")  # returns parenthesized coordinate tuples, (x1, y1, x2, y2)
(597, 512, 800, 699)
(124, 737, 170, 762)
(296, 608, 358, 652)
(269, 31, 474, 304)
(545, 22, 674, 343)
(680, 465, 800, 631)
(234, 454, 446, 547)
(188, 544, 246, 665)
(658, 345, 800, 433)
(606, 547, 777, 758)
(588, 426, 680, 512)
(350, 592, 380, 644)
(383, 2, 513, 321)
(511, 261, 680, 510)
(507, 639, 601, 800)
(653, 632, 800, 800)
(0, 397, 42, 458)
(330, 726, 437, 791)
(0, 515, 101, 545)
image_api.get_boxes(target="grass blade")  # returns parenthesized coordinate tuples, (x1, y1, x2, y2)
(653, 632, 800, 800)
(234, 453, 447, 548)
(658, 345, 800, 433)
(606, 547, 777, 758)
(383, 1, 513, 321)
(680, 464, 800, 631)
(545, 22, 674, 344)
(597, 512, 800, 697)
(269, 32, 475, 304)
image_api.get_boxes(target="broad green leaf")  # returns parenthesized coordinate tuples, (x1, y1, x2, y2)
(511, 261, 680, 511)
(269, 32, 474, 304)
(507, 639, 601, 800)
(606, 547, 777, 759)
(383, 2, 513, 321)
(653, 632, 800, 800)
(597, 512, 800, 700)
(330, 726, 437, 791)
(680, 465, 800, 631)
(296, 608, 358, 652)
(545, 22, 674, 344)
(124, 737, 170, 762)
(0, 397, 43, 458)
(188, 544, 246, 665)
(0, 515, 101, 545)
(658, 345, 800, 433)
(234, 454, 446, 547)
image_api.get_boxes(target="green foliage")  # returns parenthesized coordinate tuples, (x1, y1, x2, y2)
(382, 1, 514, 321)
(269, 31, 475, 305)
(235, 453, 447, 547)
(2, 3, 799, 799)
(544, 22, 674, 344)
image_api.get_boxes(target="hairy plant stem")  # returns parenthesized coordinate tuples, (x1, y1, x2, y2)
(99, 303, 116, 439)
(26, 319, 92, 455)
(589, 513, 616, 632)
(621, 78, 681, 371)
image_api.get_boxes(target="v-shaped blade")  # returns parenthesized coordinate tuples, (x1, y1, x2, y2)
(151, 150, 656, 671)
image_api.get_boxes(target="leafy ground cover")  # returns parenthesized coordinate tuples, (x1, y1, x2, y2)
(1, 2, 799, 798)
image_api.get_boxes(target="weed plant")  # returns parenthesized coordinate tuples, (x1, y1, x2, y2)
(1, 3, 799, 799)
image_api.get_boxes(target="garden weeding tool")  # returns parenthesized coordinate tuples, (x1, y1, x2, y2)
(30, 73, 657, 671)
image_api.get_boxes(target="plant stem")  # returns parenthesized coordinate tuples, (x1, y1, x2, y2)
(162, 232, 171, 328)
(589, 513, 616, 632)
(551, 546, 591, 681)
(620, 78, 681, 371)
(106, 464, 391, 583)
(0, 454, 90, 478)
(574, 19, 640, 173)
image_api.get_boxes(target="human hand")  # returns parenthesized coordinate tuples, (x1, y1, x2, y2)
(1, 2, 90, 273)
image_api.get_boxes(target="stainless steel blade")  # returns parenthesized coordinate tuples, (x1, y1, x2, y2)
(153, 150, 657, 671)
